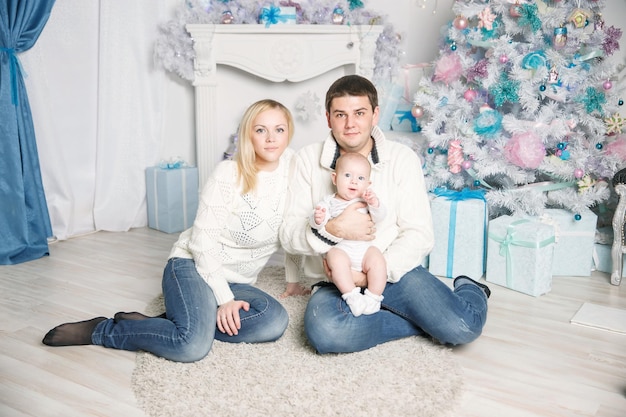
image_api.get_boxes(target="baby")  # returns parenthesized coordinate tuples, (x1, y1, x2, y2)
(310, 152, 387, 316)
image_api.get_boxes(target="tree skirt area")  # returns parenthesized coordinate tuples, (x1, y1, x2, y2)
(131, 266, 464, 417)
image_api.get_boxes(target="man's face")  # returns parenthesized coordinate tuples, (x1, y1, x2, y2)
(326, 95, 379, 156)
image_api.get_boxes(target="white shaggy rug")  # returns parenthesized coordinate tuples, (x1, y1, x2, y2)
(131, 266, 464, 417)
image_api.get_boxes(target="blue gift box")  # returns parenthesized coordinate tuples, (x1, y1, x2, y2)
(486, 216, 555, 297)
(541, 208, 597, 276)
(146, 166, 199, 234)
(429, 189, 487, 279)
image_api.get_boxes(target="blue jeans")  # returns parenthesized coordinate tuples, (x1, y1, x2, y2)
(304, 266, 488, 354)
(91, 258, 289, 362)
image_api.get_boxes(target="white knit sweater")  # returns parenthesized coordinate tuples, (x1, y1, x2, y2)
(169, 148, 294, 305)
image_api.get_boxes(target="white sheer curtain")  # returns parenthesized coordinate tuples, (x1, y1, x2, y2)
(22, 0, 182, 240)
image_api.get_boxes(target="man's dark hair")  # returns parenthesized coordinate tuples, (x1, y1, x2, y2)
(325, 74, 379, 113)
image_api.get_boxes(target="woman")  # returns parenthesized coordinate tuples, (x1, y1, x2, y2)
(43, 99, 307, 362)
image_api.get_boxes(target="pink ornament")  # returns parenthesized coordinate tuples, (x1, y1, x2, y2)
(221, 11, 234, 24)
(504, 132, 546, 169)
(605, 135, 626, 159)
(574, 168, 584, 179)
(510, 4, 522, 18)
(464, 89, 478, 102)
(447, 140, 464, 174)
(461, 160, 473, 170)
(603, 80, 613, 90)
(433, 53, 463, 85)
(411, 105, 425, 119)
(453, 16, 468, 30)
(499, 54, 508, 64)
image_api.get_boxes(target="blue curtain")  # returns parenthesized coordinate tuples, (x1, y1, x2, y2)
(0, 0, 55, 264)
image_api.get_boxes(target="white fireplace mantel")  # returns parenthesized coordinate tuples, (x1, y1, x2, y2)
(186, 24, 383, 187)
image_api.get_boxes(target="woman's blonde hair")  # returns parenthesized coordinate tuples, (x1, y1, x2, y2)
(234, 99, 294, 194)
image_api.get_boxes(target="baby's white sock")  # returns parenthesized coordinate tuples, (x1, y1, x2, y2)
(341, 287, 367, 317)
(362, 289, 384, 315)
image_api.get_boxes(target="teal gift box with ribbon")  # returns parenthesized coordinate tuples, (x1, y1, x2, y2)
(540, 208, 597, 276)
(486, 216, 556, 297)
(429, 188, 487, 279)
(259, 6, 296, 27)
(146, 165, 199, 234)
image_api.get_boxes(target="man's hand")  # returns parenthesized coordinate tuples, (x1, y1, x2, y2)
(323, 258, 367, 287)
(325, 201, 375, 241)
(216, 299, 250, 336)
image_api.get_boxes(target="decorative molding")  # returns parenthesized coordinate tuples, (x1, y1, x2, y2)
(186, 24, 383, 187)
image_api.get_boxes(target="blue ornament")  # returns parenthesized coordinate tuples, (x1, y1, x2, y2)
(474, 180, 480, 186)
(596, 143, 603, 150)
(574, 213, 582, 221)
(539, 85, 546, 91)
(428, 147, 434, 154)
(619, 99, 624, 106)
(557, 142, 566, 150)
(560, 149, 570, 160)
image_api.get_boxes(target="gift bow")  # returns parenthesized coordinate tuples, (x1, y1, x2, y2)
(260, 6, 291, 27)
(433, 188, 487, 277)
(489, 219, 555, 286)
(158, 158, 189, 170)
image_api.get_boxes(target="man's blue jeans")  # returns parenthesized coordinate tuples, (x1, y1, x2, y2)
(304, 266, 488, 354)
(91, 258, 289, 362)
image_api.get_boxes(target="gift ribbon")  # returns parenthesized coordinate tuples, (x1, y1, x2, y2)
(434, 187, 487, 277)
(260, 6, 293, 27)
(488, 219, 555, 287)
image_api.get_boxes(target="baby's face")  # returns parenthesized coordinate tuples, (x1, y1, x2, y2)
(333, 160, 371, 201)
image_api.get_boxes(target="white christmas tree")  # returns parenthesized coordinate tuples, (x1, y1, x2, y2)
(414, 0, 625, 219)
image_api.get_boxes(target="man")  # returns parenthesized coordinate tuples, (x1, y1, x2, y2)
(279, 75, 489, 354)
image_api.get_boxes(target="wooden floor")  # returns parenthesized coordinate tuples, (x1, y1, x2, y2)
(1, 227, 625, 417)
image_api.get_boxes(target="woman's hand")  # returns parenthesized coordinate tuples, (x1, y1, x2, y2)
(280, 282, 311, 298)
(216, 299, 250, 336)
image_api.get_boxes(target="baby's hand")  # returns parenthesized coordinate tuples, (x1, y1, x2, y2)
(363, 189, 379, 207)
(313, 206, 326, 225)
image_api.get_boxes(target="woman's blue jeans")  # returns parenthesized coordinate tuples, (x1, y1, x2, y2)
(91, 258, 289, 362)
(304, 266, 488, 354)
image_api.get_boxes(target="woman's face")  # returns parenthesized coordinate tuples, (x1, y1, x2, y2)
(250, 108, 290, 171)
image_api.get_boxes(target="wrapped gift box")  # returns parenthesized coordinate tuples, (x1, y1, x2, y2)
(429, 189, 487, 279)
(146, 166, 199, 234)
(541, 208, 597, 276)
(486, 216, 555, 297)
(391, 104, 421, 133)
(259, 6, 296, 26)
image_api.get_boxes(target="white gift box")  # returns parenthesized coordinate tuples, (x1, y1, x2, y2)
(541, 208, 597, 276)
(486, 216, 555, 297)
(429, 190, 487, 279)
